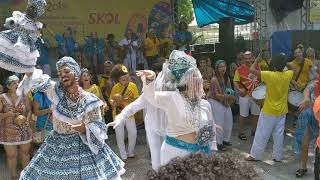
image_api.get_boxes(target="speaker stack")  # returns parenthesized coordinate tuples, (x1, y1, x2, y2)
(216, 17, 235, 65)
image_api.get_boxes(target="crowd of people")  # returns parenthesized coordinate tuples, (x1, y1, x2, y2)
(2, 1, 320, 179)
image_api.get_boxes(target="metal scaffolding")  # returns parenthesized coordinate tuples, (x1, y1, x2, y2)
(171, 0, 180, 31)
(252, 0, 268, 50)
(300, 0, 313, 30)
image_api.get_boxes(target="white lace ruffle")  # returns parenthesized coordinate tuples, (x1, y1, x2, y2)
(0, 36, 39, 63)
(0, 60, 35, 73)
(17, 69, 50, 96)
(7, 11, 42, 31)
(51, 99, 103, 125)
(80, 122, 108, 155)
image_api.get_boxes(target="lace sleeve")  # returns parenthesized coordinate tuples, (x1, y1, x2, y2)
(17, 69, 55, 100)
(4, 11, 24, 29)
(79, 107, 108, 155)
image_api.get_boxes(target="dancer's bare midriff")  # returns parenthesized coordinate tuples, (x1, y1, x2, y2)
(176, 132, 196, 144)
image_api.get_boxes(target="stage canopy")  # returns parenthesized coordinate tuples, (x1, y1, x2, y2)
(192, 0, 255, 27)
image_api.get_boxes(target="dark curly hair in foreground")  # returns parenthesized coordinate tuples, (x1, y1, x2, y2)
(147, 153, 260, 180)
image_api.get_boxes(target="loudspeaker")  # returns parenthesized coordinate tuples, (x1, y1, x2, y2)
(218, 17, 235, 65)
(193, 44, 215, 53)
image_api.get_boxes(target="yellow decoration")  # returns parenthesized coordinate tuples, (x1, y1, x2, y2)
(121, 65, 128, 73)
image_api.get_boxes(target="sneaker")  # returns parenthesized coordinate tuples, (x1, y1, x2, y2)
(251, 130, 255, 137)
(217, 144, 227, 151)
(223, 141, 232, 146)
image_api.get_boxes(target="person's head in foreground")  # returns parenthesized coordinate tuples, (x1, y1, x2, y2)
(270, 53, 287, 72)
(147, 153, 260, 180)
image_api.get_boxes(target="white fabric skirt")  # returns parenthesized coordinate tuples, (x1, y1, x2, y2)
(160, 141, 191, 166)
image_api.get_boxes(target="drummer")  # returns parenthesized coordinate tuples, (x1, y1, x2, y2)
(233, 51, 260, 140)
(258, 49, 271, 71)
(306, 47, 320, 81)
(246, 53, 293, 162)
(289, 48, 313, 92)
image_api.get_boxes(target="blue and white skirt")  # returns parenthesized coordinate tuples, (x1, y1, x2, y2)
(19, 131, 125, 180)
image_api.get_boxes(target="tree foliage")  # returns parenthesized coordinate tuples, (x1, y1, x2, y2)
(179, 0, 194, 25)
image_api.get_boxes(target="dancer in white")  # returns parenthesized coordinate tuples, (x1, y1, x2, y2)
(110, 50, 217, 166)
(109, 94, 167, 171)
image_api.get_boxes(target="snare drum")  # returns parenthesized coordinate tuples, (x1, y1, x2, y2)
(252, 84, 266, 107)
(288, 91, 304, 109)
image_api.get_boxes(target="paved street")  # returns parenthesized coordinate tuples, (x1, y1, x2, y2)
(0, 114, 316, 180)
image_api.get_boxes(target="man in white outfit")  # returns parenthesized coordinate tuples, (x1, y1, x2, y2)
(112, 94, 167, 171)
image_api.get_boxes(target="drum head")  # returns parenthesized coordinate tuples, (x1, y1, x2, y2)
(252, 85, 266, 100)
(288, 91, 304, 107)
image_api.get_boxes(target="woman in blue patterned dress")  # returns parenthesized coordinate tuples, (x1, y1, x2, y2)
(0, 0, 46, 73)
(294, 62, 320, 178)
(18, 57, 125, 180)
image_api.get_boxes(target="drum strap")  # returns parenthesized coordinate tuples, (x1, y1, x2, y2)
(295, 59, 305, 81)
(264, 59, 270, 69)
(121, 85, 129, 96)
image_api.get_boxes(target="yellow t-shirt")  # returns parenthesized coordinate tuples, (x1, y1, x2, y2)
(110, 82, 139, 119)
(27, 91, 33, 101)
(83, 84, 101, 98)
(99, 75, 111, 97)
(261, 70, 293, 116)
(258, 59, 270, 70)
(233, 69, 240, 82)
(144, 37, 160, 57)
(160, 38, 173, 58)
(290, 58, 313, 91)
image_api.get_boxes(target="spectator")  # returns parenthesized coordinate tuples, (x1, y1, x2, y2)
(173, 21, 192, 52)
(99, 60, 115, 124)
(47, 25, 76, 58)
(198, 57, 215, 94)
(119, 29, 138, 72)
(134, 31, 146, 70)
(159, 29, 174, 58)
(0, 75, 32, 180)
(230, 52, 243, 80)
(306, 47, 320, 81)
(80, 69, 107, 102)
(143, 29, 160, 71)
(35, 35, 51, 76)
(207, 60, 235, 151)
(105, 33, 119, 64)
(32, 91, 53, 144)
(258, 49, 271, 71)
(100, 60, 115, 98)
(83, 32, 105, 74)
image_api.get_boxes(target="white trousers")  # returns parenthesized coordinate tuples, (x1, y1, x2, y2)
(115, 118, 137, 160)
(250, 113, 286, 161)
(208, 99, 233, 145)
(160, 141, 191, 166)
(146, 128, 164, 170)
